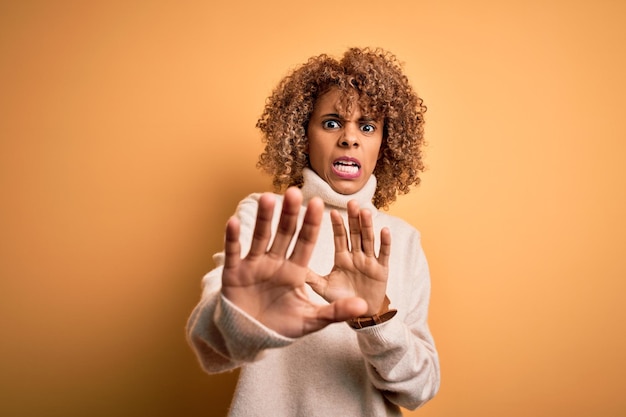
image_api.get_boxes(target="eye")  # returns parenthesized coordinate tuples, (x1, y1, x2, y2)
(360, 123, 376, 133)
(323, 120, 341, 129)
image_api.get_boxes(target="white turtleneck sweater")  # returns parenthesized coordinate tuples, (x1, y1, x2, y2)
(186, 168, 440, 416)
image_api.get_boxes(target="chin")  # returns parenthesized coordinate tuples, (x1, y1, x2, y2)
(331, 183, 361, 195)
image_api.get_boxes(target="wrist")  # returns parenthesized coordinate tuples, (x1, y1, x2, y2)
(347, 295, 397, 329)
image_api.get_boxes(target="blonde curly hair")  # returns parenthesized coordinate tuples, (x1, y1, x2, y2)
(256, 47, 427, 209)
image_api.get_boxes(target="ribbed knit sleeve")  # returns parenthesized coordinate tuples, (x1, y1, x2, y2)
(353, 239, 440, 410)
(186, 194, 295, 374)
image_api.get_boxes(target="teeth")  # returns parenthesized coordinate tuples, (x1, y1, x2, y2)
(334, 161, 359, 174)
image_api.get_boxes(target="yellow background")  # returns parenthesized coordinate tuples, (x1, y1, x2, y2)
(1, 1, 625, 416)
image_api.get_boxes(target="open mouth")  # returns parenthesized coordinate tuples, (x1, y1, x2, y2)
(333, 158, 361, 175)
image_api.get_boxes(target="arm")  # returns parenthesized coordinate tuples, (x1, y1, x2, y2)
(186, 274, 295, 373)
(186, 194, 297, 374)
(306, 204, 439, 409)
(186, 188, 368, 373)
(355, 246, 440, 410)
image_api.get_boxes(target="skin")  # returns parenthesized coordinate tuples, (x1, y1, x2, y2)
(221, 90, 391, 337)
(306, 88, 384, 196)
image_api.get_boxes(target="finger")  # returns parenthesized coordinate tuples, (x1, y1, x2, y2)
(330, 210, 349, 253)
(268, 187, 302, 258)
(248, 193, 275, 257)
(359, 208, 376, 257)
(304, 297, 368, 333)
(305, 269, 327, 297)
(378, 227, 391, 267)
(289, 197, 323, 266)
(347, 200, 362, 252)
(223, 216, 241, 271)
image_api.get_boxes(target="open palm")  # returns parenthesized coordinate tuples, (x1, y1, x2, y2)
(220, 188, 368, 338)
(307, 200, 391, 316)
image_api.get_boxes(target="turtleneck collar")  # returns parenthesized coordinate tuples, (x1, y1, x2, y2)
(300, 167, 378, 212)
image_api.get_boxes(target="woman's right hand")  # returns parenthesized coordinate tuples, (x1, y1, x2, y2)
(220, 187, 368, 338)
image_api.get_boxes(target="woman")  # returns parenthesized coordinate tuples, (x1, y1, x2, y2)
(187, 47, 440, 416)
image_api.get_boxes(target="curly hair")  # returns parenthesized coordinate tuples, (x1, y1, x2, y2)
(256, 47, 427, 209)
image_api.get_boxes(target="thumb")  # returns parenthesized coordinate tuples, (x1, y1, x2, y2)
(328, 297, 369, 321)
(305, 269, 327, 296)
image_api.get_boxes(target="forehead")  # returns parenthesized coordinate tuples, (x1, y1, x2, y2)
(314, 88, 345, 111)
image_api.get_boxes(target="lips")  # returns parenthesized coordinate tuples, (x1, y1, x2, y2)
(332, 157, 361, 178)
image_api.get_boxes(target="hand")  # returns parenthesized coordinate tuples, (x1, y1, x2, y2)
(221, 187, 368, 338)
(307, 200, 391, 316)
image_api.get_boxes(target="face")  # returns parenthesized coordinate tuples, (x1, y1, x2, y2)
(306, 88, 383, 195)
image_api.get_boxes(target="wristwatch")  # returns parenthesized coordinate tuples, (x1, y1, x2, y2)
(347, 295, 398, 329)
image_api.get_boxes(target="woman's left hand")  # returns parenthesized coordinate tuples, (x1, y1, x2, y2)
(307, 200, 391, 316)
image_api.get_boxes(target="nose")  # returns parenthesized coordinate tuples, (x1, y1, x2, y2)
(338, 124, 360, 148)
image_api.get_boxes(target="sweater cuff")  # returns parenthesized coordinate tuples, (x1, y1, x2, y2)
(352, 314, 403, 348)
(215, 294, 295, 362)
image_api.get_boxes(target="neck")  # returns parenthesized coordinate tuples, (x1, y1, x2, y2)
(300, 168, 377, 212)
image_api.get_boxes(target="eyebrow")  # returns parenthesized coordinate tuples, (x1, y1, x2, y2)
(320, 113, 380, 123)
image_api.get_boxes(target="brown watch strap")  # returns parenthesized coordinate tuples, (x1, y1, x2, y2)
(347, 295, 397, 329)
